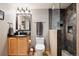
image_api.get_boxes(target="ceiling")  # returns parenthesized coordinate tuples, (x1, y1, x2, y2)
(11, 3, 71, 9)
(5, 3, 71, 9)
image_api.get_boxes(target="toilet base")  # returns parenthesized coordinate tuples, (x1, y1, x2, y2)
(35, 50, 44, 56)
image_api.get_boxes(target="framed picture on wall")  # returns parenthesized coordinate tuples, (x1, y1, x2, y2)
(0, 10, 4, 20)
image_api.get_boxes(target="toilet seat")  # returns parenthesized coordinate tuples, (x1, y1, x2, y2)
(35, 44, 45, 51)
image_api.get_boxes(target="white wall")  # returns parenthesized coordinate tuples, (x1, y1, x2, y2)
(0, 3, 16, 32)
(0, 21, 9, 56)
(0, 3, 10, 55)
(0, 3, 17, 55)
(49, 30, 57, 56)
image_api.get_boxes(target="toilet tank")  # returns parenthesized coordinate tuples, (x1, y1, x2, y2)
(36, 37, 44, 44)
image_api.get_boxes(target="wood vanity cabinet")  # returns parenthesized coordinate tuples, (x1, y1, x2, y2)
(8, 36, 29, 56)
(18, 36, 29, 56)
(8, 37, 18, 55)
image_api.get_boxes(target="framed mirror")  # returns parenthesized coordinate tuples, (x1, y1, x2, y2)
(0, 10, 4, 20)
(16, 14, 31, 31)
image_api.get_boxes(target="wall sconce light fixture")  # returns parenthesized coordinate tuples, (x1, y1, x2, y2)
(16, 7, 32, 16)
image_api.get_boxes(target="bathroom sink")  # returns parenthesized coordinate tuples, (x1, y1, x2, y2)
(14, 31, 30, 36)
(14, 30, 30, 36)
(15, 35, 26, 36)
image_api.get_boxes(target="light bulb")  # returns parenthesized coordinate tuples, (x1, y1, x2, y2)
(16, 7, 20, 13)
(25, 8, 29, 14)
(21, 7, 24, 13)
(16, 10, 19, 13)
(25, 10, 28, 14)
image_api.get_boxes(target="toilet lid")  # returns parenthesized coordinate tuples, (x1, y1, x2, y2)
(35, 44, 45, 50)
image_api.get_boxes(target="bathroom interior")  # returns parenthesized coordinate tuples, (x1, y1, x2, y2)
(0, 3, 78, 56)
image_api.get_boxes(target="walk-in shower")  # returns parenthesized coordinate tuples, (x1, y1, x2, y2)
(49, 3, 76, 56)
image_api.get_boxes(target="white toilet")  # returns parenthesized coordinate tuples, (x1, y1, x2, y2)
(35, 37, 45, 56)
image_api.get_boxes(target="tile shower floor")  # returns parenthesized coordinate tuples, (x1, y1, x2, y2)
(62, 50, 72, 56)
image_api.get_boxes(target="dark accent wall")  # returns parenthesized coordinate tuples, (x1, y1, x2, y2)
(57, 30, 62, 56)
(49, 8, 52, 29)
(60, 9, 67, 50)
(65, 3, 76, 55)
(49, 9, 60, 30)
(49, 3, 76, 56)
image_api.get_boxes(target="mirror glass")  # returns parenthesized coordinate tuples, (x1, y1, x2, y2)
(16, 14, 31, 31)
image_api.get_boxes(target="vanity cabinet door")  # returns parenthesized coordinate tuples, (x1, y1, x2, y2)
(8, 37, 18, 56)
(18, 37, 28, 56)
